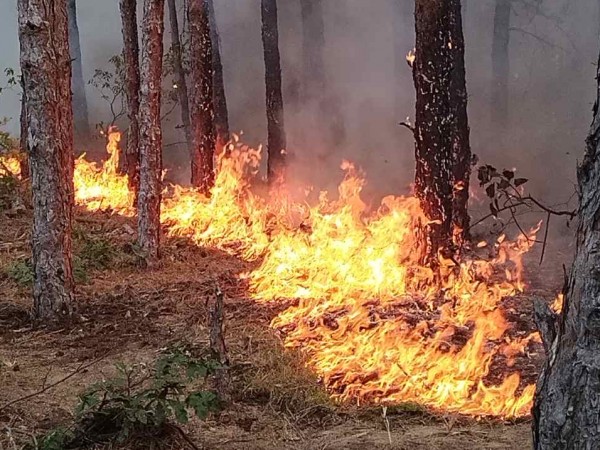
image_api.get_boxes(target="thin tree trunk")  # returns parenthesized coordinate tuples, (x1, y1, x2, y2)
(167, 0, 193, 155)
(137, 0, 165, 264)
(207, 0, 230, 150)
(492, 0, 510, 127)
(19, 82, 29, 179)
(18, 0, 75, 321)
(532, 50, 600, 450)
(188, 0, 216, 192)
(67, 0, 90, 142)
(261, 0, 286, 182)
(119, 0, 141, 196)
(413, 0, 471, 261)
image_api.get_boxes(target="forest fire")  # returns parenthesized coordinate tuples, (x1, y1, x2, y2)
(0, 132, 541, 418)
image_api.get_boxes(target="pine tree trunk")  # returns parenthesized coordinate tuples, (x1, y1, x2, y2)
(492, 0, 510, 127)
(188, 0, 216, 192)
(261, 0, 286, 183)
(120, 0, 141, 196)
(18, 0, 75, 321)
(532, 51, 600, 450)
(167, 0, 193, 155)
(413, 0, 471, 261)
(137, 0, 165, 264)
(207, 0, 230, 150)
(67, 0, 90, 142)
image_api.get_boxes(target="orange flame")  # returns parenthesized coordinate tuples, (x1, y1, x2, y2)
(1, 132, 545, 418)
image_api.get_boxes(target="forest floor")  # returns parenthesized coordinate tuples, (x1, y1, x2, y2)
(0, 200, 570, 450)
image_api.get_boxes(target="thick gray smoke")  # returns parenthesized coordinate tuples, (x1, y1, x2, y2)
(0, 0, 597, 206)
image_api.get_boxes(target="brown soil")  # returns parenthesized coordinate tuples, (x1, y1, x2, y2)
(0, 204, 564, 450)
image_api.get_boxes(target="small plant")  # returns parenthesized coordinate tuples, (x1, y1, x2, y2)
(30, 346, 220, 449)
(6, 258, 88, 286)
(78, 237, 117, 270)
(6, 259, 34, 286)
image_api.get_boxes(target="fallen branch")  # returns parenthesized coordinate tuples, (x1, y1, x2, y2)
(0, 355, 106, 413)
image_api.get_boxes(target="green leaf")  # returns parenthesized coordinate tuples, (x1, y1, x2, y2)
(169, 400, 189, 424)
(485, 183, 496, 198)
(135, 409, 148, 425)
(514, 178, 528, 187)
(186, 391, 218, 419)
(186, 362, 208, 380)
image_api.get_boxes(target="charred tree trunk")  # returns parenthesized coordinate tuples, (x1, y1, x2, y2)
(207, 0, 230, 150)
(137, 0, 165, 264)
(67, 0, 90, 142)
(18, 0, 75, 321)
(19, 82, 29, 179)
(167, 0, 193, 155)
(188, 0, 216, 192)
(261, 0, 287, 183)
(492, 0, 510, 127)
(119, 0, 141, 196)
(413, 0, 471, 261)
(532, 50, 600, 450)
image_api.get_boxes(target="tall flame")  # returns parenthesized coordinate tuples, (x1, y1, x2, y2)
(2, 130, 543, 418)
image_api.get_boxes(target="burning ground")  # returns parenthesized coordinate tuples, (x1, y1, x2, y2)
(0, 136, 564, 448)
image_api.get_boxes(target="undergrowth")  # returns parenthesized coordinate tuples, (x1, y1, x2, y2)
(4, 232, 133, 287)
(29, 345, 220, 450)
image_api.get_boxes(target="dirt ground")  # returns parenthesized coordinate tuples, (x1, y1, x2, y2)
(0, 203, 566, 450)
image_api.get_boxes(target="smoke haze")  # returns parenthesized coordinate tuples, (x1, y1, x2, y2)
(0, 0, 597, 208)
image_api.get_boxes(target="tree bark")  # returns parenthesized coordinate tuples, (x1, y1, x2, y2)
(412, 0, 471, 261)
(119, 0, 141, 196)
(261, 0, 287, 183)
(491, 0, 510, 128)
(532, 50, 600, 450)
(207, 0, 230, 150)
(137, 0, 165, 264)
(188, 0, 216, 192)
(167, 0, 193, 156)
(18, 0, 75, 321)
(67, 0, 90, 142)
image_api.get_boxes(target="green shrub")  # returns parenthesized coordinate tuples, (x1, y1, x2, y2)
(6, 259, 34, 286)
(30, 346, 220, 449)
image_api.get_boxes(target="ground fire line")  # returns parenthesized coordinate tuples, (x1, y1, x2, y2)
(1, 131, 544, 418)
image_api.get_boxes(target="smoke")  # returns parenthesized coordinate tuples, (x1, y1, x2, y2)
(0, 0, 597, 211)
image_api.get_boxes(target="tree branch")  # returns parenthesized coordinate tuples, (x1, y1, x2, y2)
(0, 355, 106, 412)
